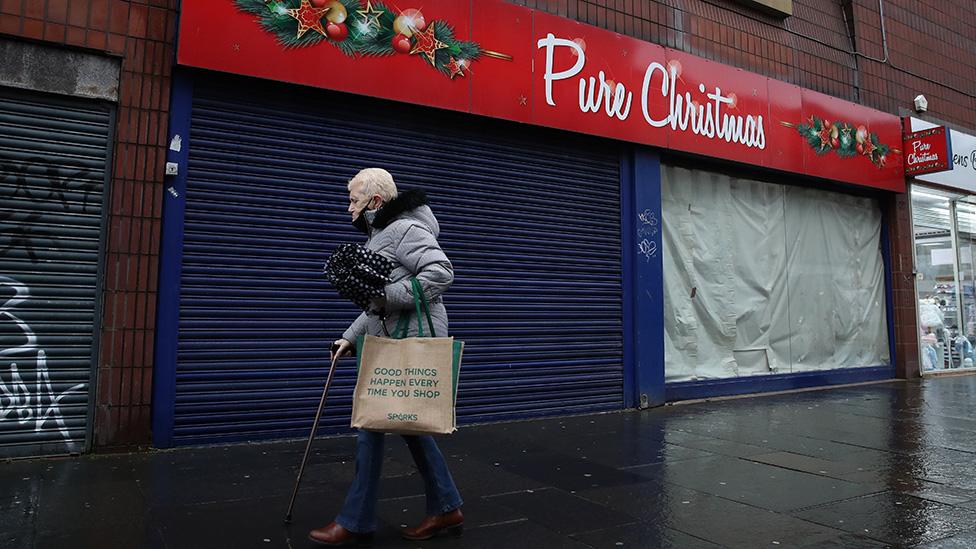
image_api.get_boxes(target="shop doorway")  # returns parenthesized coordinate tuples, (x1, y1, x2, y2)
(912, 185, 976, 373)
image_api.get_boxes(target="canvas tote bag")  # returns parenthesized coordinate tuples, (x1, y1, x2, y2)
(351, 279, 463, 435)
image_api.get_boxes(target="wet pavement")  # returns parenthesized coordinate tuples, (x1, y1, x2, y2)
(4, 375, 976, 548)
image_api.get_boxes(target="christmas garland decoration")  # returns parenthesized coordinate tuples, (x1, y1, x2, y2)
(782, 117, 898, 168)
(234, 0, 496, 79)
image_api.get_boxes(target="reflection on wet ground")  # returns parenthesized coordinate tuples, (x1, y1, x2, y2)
(4, 376, 976, 548)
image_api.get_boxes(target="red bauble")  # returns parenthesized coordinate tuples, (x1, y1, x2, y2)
(310, 0, 328, 7)
(402, 8, 426, 30)
(392, 33, 412, 54)
(326, 21, 348, 41)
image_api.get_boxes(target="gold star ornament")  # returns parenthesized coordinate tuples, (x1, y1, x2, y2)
(356, 1, 384, 30)
(446, 57, 466, 79)
(409, 25, 446, 64)
(287, 0, 330, 39)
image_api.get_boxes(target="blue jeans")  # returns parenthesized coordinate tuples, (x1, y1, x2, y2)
(335, 430, 463, 533)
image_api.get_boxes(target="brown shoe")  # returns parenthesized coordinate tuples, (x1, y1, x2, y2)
(401, 508, 464, 541)
(308, 521, 373, 546)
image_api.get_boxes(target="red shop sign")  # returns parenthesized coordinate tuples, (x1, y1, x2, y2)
(903, 126, 952, 176)
(177, 0, 905, 192)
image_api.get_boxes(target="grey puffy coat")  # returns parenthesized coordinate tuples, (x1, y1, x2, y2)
(342, 190, 453, 342)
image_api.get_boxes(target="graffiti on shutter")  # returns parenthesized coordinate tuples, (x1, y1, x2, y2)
(1, 276, 87, 452)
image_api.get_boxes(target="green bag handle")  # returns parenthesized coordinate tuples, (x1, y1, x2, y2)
(393, 311, 410, 339)
(391, 278, 437, 339)
(392, 286, 425, 339)
(413, 278, 438, 338)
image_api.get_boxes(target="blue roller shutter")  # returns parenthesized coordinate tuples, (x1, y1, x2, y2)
(166, 76, 622, 445)
(0, 88, 111, 457)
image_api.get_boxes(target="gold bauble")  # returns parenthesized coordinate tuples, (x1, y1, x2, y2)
(325, 1, 347, 24)
(393, 9, 425, 38)
(393, 16, 413, 37)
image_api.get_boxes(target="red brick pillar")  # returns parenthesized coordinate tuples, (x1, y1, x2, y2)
(94, 1, 178, 449)
(887, 192, 920, 379)
(0, 0, 178, 449)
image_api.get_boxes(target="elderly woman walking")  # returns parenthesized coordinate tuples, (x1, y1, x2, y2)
(309, 168, 463, 546)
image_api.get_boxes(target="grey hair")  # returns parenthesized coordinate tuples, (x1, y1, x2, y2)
(348, 168, 398, 202)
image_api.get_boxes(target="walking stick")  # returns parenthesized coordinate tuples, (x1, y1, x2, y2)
(284, 349, 343, 524)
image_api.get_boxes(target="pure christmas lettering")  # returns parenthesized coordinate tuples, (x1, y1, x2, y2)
(908, 139, 941, 166)
(537, 33, 766, 150)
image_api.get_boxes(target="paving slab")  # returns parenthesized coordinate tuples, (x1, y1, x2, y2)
(792, 492, 976, 546)
(4, 376, 976, 548)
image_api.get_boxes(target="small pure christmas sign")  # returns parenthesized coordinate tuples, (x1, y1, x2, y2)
(904, 126, 952, 176)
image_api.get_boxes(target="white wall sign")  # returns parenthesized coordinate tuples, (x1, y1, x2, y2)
(931, 248, 955, 266)
(911, 117, 976, 193)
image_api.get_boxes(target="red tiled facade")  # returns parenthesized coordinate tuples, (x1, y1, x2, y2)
(0, 0, 177, 448)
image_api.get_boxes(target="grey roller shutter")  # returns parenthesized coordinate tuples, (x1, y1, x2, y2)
(0, 88, 111, 458)
(167, 76, 622, 445)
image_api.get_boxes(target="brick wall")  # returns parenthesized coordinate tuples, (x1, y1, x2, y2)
(887, 193, 920, 379)
(0, 0, 177, 448)
(854, 0, 976, 128)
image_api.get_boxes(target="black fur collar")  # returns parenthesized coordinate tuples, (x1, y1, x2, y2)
(372, 189, 428, 229)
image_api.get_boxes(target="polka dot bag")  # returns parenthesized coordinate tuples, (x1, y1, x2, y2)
(324, 243, 397, 311)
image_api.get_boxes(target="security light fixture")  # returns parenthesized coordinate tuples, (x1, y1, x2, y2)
(914, 95, 929, 113)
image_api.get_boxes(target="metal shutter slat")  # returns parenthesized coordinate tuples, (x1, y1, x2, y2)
(0, 89, 109, 458)
(168, 79, 623, 445)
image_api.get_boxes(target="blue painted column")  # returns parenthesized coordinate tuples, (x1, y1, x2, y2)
(621, 148, 664, 409)
(880, 197, 897, 372)
(151, 69, 193, 448)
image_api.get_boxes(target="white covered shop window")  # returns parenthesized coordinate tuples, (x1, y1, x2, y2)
(662, 165, 890, 382)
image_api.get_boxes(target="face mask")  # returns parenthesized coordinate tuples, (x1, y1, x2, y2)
(351, 198, 382, 234)
(351, 204, 370, 234)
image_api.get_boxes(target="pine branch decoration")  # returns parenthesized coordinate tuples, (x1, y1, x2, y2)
(233, 0, 487, 77)
(784, 116, 898, 168)
(347, 2, 397, 57)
